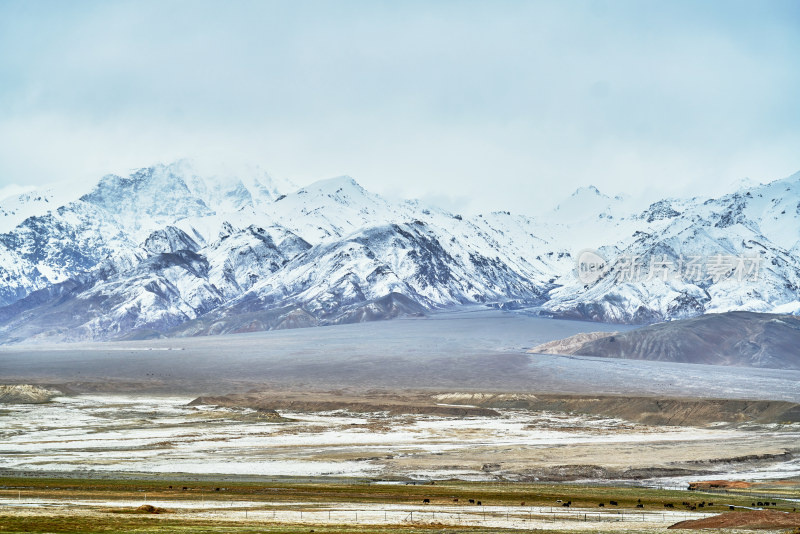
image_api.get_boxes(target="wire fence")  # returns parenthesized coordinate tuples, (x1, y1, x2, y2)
(3, 496, 715, 527)
(192, 505, 715, 528)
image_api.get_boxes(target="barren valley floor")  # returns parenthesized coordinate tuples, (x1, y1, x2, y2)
(3, 313, 800, 531)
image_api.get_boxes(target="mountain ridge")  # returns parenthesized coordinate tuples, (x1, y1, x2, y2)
(529, 311, 800, 370)
(1, 161, 799, 343)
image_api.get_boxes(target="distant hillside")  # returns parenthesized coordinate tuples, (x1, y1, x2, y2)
(3, 160, 800, 343)
(0, 384, 61, 404)
(529, 311, 800, 370)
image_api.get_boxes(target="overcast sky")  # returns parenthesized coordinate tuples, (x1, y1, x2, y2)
(1, 0, 798, 213)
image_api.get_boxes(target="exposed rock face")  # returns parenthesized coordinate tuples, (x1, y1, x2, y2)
(0, 384, 61, 403)
(2, 162, 800, 342)
(529, 331, 619, 355)
(527, 311, 800, 370)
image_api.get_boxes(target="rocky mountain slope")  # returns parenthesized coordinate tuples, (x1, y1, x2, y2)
(541, 172, 800, 323)
(530, 311, 800, 370)
(0, 161, 799, 343)
(0, 384, 61, 404)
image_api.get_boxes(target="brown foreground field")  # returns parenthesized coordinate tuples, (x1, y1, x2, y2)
(1, 476, 799, 533)
(669, 509, 800, 530)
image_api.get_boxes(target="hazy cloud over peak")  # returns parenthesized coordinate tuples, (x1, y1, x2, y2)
(1, 0, 798, 212)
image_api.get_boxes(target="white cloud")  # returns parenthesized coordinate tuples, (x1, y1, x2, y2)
(0, 0, 798, 213)
(0, 183, 35, 201)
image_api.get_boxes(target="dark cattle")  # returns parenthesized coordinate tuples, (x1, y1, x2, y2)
(520, 502, 525, 506)
(477, 501, 482, 506)
(168, 485, 172, 489)
(215, 488, 220, 491)
(729, 506, 735, 510)
(664, 503, 674, 508)
(422, 499, 430, 504)
(698, 503, 705, 508)
(182, 487, 187, 491)
(609, 501, 618, 506)
(757, 502, 763, 506)
(636, 504, 643, 508)
(563, 501, 571, 507)
(453, 498, 459, 502)
(469, 499, 475, 504)
(772, 503, 777, 506)
(599, 503, 604, 507)
(708, 503, 713, 506)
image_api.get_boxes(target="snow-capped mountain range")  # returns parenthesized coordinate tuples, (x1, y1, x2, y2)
(1, 160, 799, 343)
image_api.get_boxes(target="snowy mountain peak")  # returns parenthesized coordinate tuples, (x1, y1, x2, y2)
(179, 160, 288, 210)
(304, 175, 366, 196)
(80, 164, 213, 239)
(729, 176, 763, 192)
(75, 160, 299, 241)
(574, 185, 603, 197)
(142, 226, 200, 256)
(553, 184, 629, 222)
(0, 187, 60, 233)
(267, 175, 396, 244)
(3, 164, 800, 342)
(639, 199, 681, 223)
